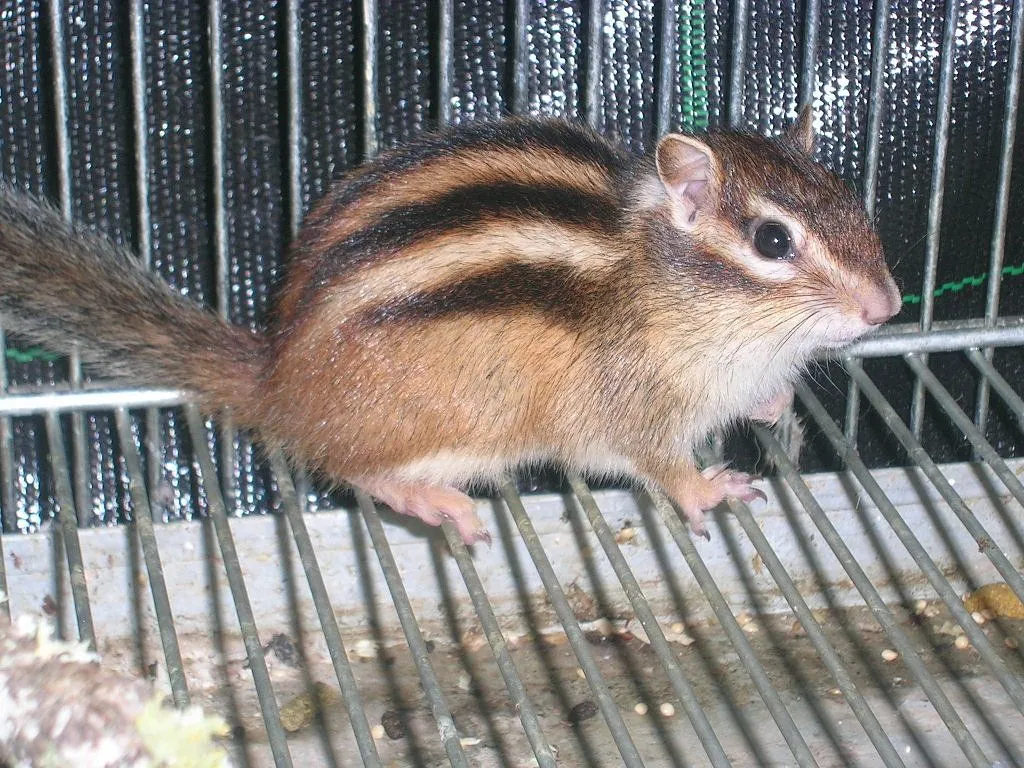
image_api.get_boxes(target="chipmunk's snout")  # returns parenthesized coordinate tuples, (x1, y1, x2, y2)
(854, 276, 902, 326)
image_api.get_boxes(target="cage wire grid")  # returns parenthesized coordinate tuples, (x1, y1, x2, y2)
(0, 0, 1023, 767)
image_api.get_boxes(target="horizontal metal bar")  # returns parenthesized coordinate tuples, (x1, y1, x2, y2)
(356, 490, 469, 767)
(271, 455, 382, 768)
(0, 388, 185, 416)
(0, 317, 1018, 418)
(569, 477, 735, 767)
(500, 479, 647, 767)
(844, 319, 1024, 357)
(114, 408, 190, 708)
(441, 522, 557, 768)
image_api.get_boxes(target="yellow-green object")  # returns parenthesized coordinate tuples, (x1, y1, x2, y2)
(964, 583, 1024, 619)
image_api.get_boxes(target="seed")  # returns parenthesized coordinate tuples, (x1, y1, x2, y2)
(634, 702, 649, 715)
(881, 649, 898, 662)
(659, 702, 676, 718)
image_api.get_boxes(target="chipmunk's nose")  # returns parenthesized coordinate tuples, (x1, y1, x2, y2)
(857, 276, 902, 326)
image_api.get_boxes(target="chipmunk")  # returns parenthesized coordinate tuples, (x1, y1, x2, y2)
(0, 110, 900, 544)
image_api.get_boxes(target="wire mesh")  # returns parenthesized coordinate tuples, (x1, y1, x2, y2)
(1, 1, 1023, 767)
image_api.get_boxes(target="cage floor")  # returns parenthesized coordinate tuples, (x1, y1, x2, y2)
(4, 454, 1024, 768)
(92, 601, 1023, 768)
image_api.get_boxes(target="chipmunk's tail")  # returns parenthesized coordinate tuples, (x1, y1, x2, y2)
(0, 185, 267, 413)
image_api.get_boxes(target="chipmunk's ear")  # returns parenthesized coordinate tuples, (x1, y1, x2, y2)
(656, 134, 720, 229)
(785, 105, 816, 155)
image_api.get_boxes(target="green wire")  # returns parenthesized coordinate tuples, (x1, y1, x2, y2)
(901, 262, 1024, 305)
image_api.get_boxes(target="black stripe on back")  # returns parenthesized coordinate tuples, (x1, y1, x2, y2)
(323, 118, 630, 215)
(309, 182, 622, 294)
(365, 261, 606, 329)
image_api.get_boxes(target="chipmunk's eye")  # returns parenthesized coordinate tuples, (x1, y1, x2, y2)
(753, 221, 794, 260)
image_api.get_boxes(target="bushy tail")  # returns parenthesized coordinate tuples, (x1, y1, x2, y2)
(0, 185, 267, 412)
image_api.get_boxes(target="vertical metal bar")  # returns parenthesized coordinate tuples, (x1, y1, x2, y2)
(796, 378, 1024, 747)
(114, 408, 190, 708)
(511, 0, 529, 115)
(499, 480, 648, 768)
(438, 0, 454, 125)
(0, 318, 9, 618)
(585, 0, 604, 127)
(440, 522, 557, 768)
(206, 0, 237, 512)
(848, 0, 890, 443)
(362, 0, 380, 158)
(0, 327, 15, 541)
(966, 348, 1024, 433)
(44, 0, 71, 218)
(797, 0, 820, 109)
(44, 412, 95, 649)
(270, 456, 382, 768)
(185, 406, 294, 767)
(128, 0, 165, 531)
(354, 491, 470, 767)
(727, 0, 750, 126)
(45, 0, 89, 528)
(910, 0, 959, 437)
(975, 0, 1024, 434)
(656, 0, 677, 136)
(566, 478, 741, 767)
(282, 0, 315, 512)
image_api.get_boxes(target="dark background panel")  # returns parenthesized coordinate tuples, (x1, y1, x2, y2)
(0, 0, 1021, 528)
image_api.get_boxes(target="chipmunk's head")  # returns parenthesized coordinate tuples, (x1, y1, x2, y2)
(648, 107, 901, 355)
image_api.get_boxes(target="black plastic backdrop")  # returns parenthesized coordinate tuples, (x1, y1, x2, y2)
(0, 0, 1021, 531)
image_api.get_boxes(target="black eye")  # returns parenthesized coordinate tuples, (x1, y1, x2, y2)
(753, 221, 794, 260)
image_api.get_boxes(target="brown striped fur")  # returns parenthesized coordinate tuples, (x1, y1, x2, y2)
(0, 115, 900, 543)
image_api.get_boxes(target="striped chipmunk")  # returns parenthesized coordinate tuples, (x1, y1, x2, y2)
(0, 110, 900, 544)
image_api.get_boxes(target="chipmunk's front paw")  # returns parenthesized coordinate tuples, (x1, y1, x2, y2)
(667, 464, 767, 541)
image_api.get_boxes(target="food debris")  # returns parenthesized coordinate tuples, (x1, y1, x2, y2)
(381, 709, 406, 740)
(371, 724, 385, 740)
(964, 583, 1024, 619)
(659, 702, 676, 718)
(615, 526, 637, 545)
(279, 682, 341, 733)
(350, 638, 378, 660)
(634, 702, 649, 715)
(881, 649, 899, 662)
(568, 700, 599, 724)
(954, 635, 970, 650)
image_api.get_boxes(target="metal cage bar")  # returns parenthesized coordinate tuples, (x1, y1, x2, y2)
(911, 0, 959, 438)
(500, 479, 651, 767)
(43, 411, 95, 649)
(270, 454, 383, 767)
(976, 0, 1024, 434)
(440, 522, 558, 767)
(793, 381, 1004, 768)
(184, 405, 294, 767)
(356, 490, 471, 768)
(113, 408, 190, 709)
